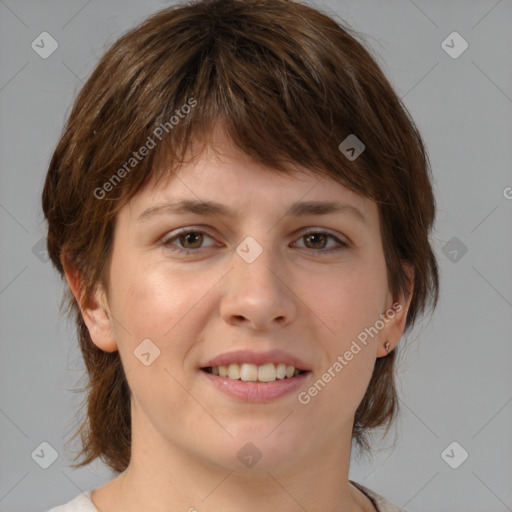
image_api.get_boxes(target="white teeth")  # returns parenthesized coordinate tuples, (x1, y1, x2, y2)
(208, 363, 302, 382)
(240, 363, 258, 381)
(258, 363, 276, 382)
(227, 363, 241, 380)
(276, 363, 287, 379)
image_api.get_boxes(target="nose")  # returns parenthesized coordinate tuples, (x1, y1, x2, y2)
(219, 243, 298, 331)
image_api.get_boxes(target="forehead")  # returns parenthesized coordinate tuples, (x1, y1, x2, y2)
(123, 127, 377, 224)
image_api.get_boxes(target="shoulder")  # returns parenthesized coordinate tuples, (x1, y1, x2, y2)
(46, 490, 97, 512)
(350, 480, 402, 512)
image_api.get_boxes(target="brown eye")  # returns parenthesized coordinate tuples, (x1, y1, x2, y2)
(303, 233, 328, 249)
(178, 231, 203, 249)
(163, 229, 216, 255)
(293, 230, 349, 254)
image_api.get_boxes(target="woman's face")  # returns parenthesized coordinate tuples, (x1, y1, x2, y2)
(83, 128, 409, 475)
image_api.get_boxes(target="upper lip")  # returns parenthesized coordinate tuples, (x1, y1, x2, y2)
(201, 349, 311, 371)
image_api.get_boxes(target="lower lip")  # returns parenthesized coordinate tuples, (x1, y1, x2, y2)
(200, 370, 311, 402)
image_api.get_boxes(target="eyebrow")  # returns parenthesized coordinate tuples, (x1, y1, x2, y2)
(137, 199, 367, 225)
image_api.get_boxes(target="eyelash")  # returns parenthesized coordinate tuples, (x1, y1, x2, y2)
(161, 228, 349, 256)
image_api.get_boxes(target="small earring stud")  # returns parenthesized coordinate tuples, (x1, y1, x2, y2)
(384, 342, 391, 354)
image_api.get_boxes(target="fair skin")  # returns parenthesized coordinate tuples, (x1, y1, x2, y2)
(65, 127, 412, 512)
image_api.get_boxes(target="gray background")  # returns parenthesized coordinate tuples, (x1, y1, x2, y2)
(1, 0, 511, 511)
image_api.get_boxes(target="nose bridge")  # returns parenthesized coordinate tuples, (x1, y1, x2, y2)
(220, 234, 297, 328)
(232, 236, 279, 293)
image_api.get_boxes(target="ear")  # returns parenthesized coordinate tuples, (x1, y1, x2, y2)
(376, 263, 414, 358)
(63, 259, 118, 353)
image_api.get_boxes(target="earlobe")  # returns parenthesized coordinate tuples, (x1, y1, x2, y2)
(63, 262, 118, 353)
(377, 263, 414, 358)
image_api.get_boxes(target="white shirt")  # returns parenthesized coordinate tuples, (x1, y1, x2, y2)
(46, 480, 401, 511)
(47, 490, 95, 511)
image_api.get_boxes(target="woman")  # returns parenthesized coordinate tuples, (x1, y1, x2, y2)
(43, 0, 439, 510)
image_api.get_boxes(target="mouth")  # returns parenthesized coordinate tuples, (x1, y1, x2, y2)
(200, 363, 309, 383)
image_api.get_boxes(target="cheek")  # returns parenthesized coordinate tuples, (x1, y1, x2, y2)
(115, 273, 174, 337)
(306, 262, 388, 345)
(108, 261, 207, 419)
(109, 255, 201, 336)
(301, 261, 385, 404)
(108, 256, 224, 375)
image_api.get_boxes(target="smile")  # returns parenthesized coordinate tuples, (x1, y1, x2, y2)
(200, 365, 311, 402)
(201, 362, 307, 382)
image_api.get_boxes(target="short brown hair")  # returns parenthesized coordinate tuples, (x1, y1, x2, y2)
(42, 0, 439, 473)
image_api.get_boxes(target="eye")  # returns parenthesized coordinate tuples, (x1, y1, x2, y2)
(162, 228, 218, 255)
(292, 230, 349, 253)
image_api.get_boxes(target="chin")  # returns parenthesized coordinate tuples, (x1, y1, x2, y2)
(206, 429, 302, 471)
